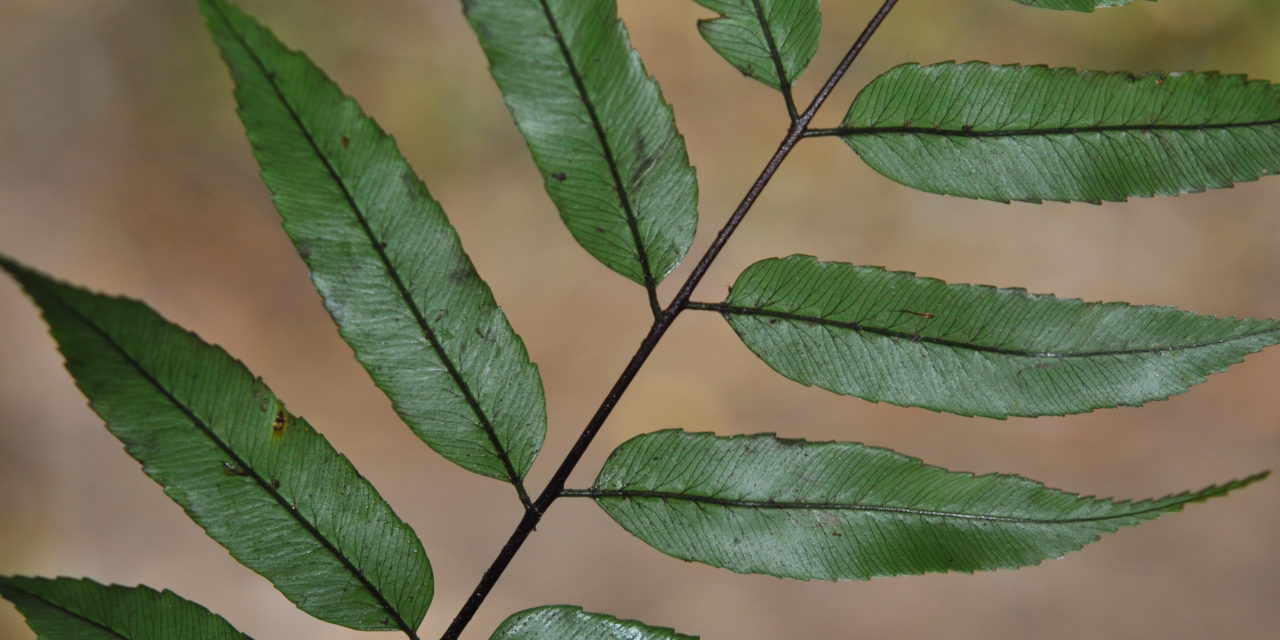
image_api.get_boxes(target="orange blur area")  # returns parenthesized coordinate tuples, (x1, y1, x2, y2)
(2, 1, 1278, 638)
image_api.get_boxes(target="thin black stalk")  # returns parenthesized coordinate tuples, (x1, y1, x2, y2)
(438, 2, 898, 638)
(646, 285, 664, 322)
(783, 86, 800, 125)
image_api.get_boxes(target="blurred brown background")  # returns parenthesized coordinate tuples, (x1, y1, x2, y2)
(2, 1, 1279, 638)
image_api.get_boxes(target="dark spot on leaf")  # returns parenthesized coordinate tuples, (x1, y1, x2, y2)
(630, 135, 656, 185)
(272, 478, 282, 489)
(552, 172, 567, 182)
(449, 265, 477, 284)
(961, 125, 973, 134)
(341, 135, 350, 149)
(296, 242, 312, 259)
(401, 170, 428, 201)
(223, 461, 247, 476)
(272, 405, 290, 440)
(1126, 73, 1138, 82)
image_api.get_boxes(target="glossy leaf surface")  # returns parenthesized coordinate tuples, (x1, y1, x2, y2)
(464, 0, 699, 288)
(0, 577, 250, 640)
(587, 430, 1267, 581)
(492, 606, 697, 640)
(693, 0, 821, 92)
(1, 258, 432, 632)
(711, 255, 1280, 417)
(1014, 0, 1140, 11)
(840, 62, 1280, 202)
(203, 0, 545, 482)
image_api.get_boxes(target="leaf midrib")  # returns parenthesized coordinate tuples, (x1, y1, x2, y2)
(34, 272, 412, 635)
(827, 117, 1280, 139)
(750, 0, 792, 94)
(217, 2, 527, 495)
(695, 301, 1280, 358)
(568, 484, 1240, 525)
(0, 587, 130, 639)
(534, 0, 661, 304)
(747, 0, 798, 117)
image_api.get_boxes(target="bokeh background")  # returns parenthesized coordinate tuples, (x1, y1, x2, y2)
(3, 1, 1279, 638)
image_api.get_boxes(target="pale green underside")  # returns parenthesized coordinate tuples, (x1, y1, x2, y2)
(492, 606, 697, 640)
(204, 0, 546, 482)
(465, 0, 698, 286)
(843, 62, 1280, 202)
(719, 255, 1280, 417)
(591, 430, 1265, 581)
(0, 577, 251, 640)
(694, 0, 821, 91)
(2, 257, 432, 631)
(1015, 0, 1141, 11)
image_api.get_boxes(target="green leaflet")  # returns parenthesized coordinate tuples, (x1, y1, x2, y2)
(202, 0, 546, 484)
(1, 259, 432, 632)
(1014, 0, 1141, 11)
(582, 430, 1267, 581)
(839, 62, 1280, 202)
(492, 606, 698, 640)
(0, 577, 250, 640)
(693, 0, 821, 93)
(464, 0, 699, 291)
(707, 255, 1280, 417)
